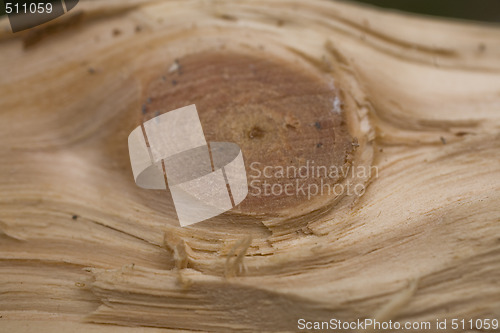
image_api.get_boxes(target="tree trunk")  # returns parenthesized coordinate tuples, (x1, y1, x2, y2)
(0, 0, 499, 332)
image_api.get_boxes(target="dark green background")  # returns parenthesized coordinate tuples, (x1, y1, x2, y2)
(344, 0, 500, 23)
(1, 0, 499, 23)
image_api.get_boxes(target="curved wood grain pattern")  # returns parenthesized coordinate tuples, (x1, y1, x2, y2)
(0, 0, 499, 332)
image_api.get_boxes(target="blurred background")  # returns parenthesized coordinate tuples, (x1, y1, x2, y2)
(1, 0, 500, 23)
(344, 0, 500, 23)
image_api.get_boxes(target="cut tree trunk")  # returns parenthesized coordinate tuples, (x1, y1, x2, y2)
(0, 0, 499, 332)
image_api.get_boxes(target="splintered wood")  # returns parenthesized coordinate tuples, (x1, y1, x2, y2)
(0, 0, 499, 332)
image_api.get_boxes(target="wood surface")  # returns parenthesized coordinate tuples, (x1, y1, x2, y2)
(0, 0, 499, 332)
